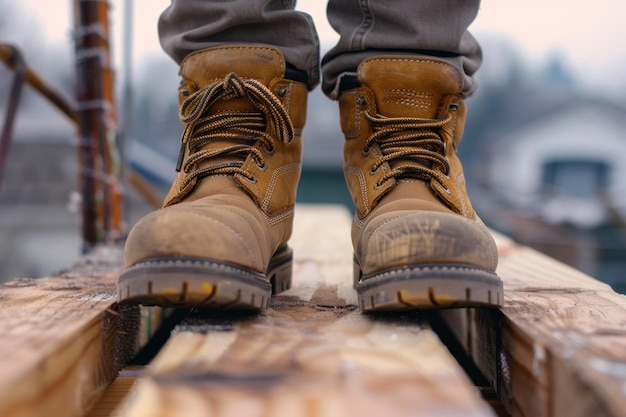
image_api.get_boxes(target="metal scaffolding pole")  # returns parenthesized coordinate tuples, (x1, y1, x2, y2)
(73, 0, 123, 251)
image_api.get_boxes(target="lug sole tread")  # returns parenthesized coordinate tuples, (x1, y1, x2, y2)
(356, 263, 503, 311)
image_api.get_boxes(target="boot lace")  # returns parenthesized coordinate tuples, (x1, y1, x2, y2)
(364, 111, 452, 190)
(175, 73, 294, 193)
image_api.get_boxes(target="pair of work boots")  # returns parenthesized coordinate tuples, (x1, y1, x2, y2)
(118, 45, 503, 312)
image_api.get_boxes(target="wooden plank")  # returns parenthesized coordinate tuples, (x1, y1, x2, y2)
(0, 246, 140, 417)
(438, 232, 626, 417)
(85, 367, 144, 417)
(115, 205, 495, 417)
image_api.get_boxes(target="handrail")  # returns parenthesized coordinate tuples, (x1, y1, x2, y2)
(0, 44, 77, 124)
(0, 45, 26, 191)
(1, 44, 80, 192)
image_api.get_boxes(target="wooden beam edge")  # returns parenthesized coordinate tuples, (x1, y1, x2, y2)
(0, 246, 141, 417)
(438, 232, 626, 417)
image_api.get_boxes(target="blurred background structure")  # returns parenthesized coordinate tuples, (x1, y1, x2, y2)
(1, 0, 625, 293)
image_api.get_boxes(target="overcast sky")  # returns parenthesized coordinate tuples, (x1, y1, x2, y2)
(17, 0, 626, 97)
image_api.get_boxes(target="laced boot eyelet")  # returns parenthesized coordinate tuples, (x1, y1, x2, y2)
(246, 174, 257, 184)
(263, 145, 275, 156)
(276, 87, 287, 97)
(369, 165, 381, 176)
(373, 179, 387, 190)
(435, 165, 451, 181)
(361, 146, 370, 157)
(449, 102, 459, 110)
(357, 96, 367, 106)
(256, 161, 267, 172)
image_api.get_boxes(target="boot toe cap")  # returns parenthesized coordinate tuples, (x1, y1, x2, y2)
(124, 206, 264, 272)
(359, 210, 498, 275)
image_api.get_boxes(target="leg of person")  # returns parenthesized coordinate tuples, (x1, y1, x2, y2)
(323, 0, 503, 311)
(118, 0, 320, 309)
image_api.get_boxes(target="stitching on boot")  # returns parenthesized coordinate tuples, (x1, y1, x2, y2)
(455, 172, 469, 217)
(345, 166, 370, 214)
(344, 93, 364, 138)
(281, 83, 293, 111)
(262, 162, 301, 212)
(265, 208, 295, 227)
(359, 58, 462, 92)
(383, 89, 433, 109)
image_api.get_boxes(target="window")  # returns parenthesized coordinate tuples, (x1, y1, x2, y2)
(542, 159, 610, 198)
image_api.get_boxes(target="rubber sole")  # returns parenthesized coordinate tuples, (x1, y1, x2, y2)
(117, 246, 293, 309)
(355, 261, 503, 312)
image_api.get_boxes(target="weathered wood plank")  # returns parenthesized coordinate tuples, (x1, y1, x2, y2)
(0, 247, 140, 417)
(86, 367, 143, 417)
(117, 205, 495, 417)
(438, 232, 626, 417)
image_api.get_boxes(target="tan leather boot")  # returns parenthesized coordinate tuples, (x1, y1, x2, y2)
(118, 45, 307, 309)
(339, 56, 503, 311)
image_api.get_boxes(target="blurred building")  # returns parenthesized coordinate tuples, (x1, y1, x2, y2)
(471, 93, 626, 292)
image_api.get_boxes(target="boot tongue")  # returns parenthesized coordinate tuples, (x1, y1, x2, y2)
(357, 57, 462, 119)
(181, 45, 286, 89)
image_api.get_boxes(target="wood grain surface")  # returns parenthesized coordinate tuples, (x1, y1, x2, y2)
(439, 232, 626, 417)
(0, 246, 140, 417)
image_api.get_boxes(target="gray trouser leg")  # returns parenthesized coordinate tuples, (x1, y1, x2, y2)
(322, 0, 482, 98)
(158, 0, 481, 98)
(158, 0, 321, 89)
